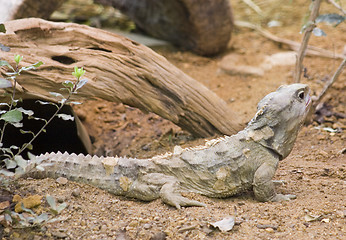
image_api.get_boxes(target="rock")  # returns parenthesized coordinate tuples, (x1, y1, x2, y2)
(260, 51, 297, 70)
(14, 195, 42, 213)
(95, 0, 233, 55)
(56, 177, 68, 185)
(12, 194, 22, 203)
(143, 223, 151, 229)
(0, 0, 64, 22)
(150, 232, 167, 240)
(220, 65, 264, 77)
(51, 230, 68, 239)
(72, 188, 81, 198)
(0, 201, 10, 210)
(220, 51, 297, 77)
(265, 227, 275, 233)
(219, 54, 264, 77)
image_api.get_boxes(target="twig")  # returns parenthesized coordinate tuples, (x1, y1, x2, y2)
(234, 20, 345, 59)
(242, 0, 264, 16)
(327, 0, 346, 15)
(313, 57, 346, 108)
(294, 0, 322, 83)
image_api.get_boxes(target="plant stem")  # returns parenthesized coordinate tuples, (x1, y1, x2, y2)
(17, 75, 81, 156)
(17, 97, 71, 156)
(327, 0, 346, 15)
(0, 71, 19, 145)
(313, 57, 346, 108)
(294, 0, 322, 83)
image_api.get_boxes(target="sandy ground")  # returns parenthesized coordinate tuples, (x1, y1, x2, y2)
(1, 0, 345, 239)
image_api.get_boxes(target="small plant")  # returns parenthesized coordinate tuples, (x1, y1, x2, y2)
(2, 195, 67, 228)
(0, 55, 88, 181)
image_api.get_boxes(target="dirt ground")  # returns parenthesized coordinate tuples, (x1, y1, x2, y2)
(1, 1, 345, 239)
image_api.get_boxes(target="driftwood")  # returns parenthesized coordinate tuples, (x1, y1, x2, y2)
(95, 0, 233, 56)
(0, 18, 242, 138)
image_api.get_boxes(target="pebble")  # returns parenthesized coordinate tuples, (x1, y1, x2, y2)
(56, 177, 68, 185)
(100, 225, 108, 232)
(150, 231, 167, 240)
(51, 231, 68, 239)
(57, 196, 66, 203)
(335, 210, 345, 218)
(14, 195, 42, 213)
(143, 223, 151, 229)
(72, 188, 81, 197)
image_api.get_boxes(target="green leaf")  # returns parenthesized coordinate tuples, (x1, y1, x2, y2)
(72, 66, 85, 79)
(35, 213, 49, 224)
(21, 203, 35, 215)
(20, 129, 35, 136)
(316, 13, 345, 27)
(49, 92, 63, 98)
(69, 101, 82, 105)
(0, 60, 14, 71)
(10, 122, 23, 128)
(76, 78, 88, 91)
(15, 167, 24, 176)
(57, 114, 74, 121)
(19, 61, 43, 72)
(0, 23, 6, 33)
(4, 159, 17, 169)
(17, 107, 34, 116)
(0, 78, 12, 88)
(312, 27, 326, 37)
(62, 81, 74, 89)
(14, 55, 23, 65)
(56, 202, 67, 214)
(24, 143, 33, 150)
(46, 195, 57, 210)
(36, 100, 58, 108)
(0, 169, 15, 177)
(0, 109, 23, 123)
(14, 155, 27, 169)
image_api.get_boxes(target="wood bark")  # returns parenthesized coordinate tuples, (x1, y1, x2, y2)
(95, 0, 233, 56)
(0, 18, 242, 138)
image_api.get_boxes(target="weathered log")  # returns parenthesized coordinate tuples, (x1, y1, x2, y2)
(0, 0, 64, 22)
(0, 18, 242, 138)
(95, 0, 233, 56)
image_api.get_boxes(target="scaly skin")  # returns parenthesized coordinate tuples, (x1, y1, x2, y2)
(25, 84, 311, 208)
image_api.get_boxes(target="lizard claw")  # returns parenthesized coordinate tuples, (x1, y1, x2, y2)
(271, 193, 296, 202)
(163, 194, 206, 209)
(160, 182, 206, 209)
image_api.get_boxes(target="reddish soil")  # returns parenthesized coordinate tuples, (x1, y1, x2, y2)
(1, 1, 345, 239)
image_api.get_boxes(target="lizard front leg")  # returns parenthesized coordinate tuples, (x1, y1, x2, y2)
(253, 162, 296, 202)
(126, 173, 206, 208)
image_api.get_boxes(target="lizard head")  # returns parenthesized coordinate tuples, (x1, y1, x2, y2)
(247, 84, 311, 159)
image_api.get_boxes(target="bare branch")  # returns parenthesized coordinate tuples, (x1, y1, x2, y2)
(313, 57, 346, 108)
(234, 21, 344, 59)
(327, 0, 346, 15)
(294, 0, 322, 83)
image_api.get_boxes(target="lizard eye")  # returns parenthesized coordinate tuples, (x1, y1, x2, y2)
(298, 91, 305, 100)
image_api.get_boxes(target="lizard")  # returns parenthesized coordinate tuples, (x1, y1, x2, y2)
(23, 83, 311, 209)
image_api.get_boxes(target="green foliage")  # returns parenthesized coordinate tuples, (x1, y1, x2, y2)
(3, 195, 66, 229)
(0, 54, 88, 181)
(0, 23, 5, 33)
(46, 195, 67, 215)
(316, 13, 345, 27)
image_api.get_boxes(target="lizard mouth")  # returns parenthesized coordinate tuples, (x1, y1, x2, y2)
(305, 95, 311, 107)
